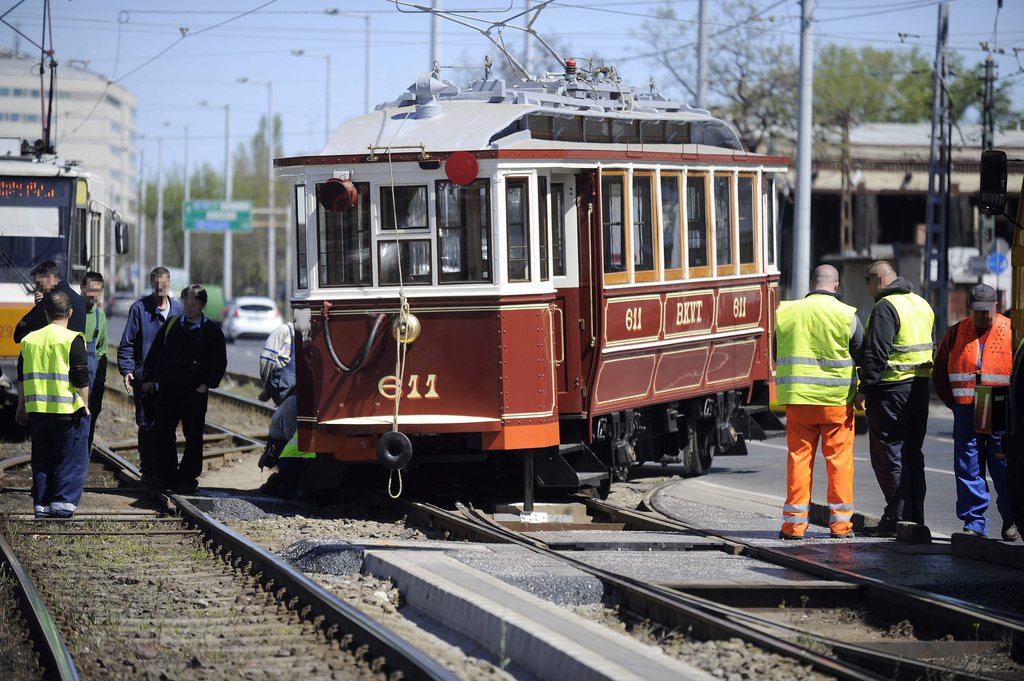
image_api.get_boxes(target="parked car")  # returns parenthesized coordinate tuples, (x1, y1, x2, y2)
(106, 290, 136, 317)
(221, 296, 281, 342)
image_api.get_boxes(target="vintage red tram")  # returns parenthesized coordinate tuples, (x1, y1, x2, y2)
(277, 63, 787, 497)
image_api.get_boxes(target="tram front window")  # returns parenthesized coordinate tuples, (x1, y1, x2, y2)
(505, 178, 530, 282)
(317, 181, 371, 287)
(379, 240, 432, 286)
(380, 185, 428, 230)
(436, 179, 491, 283)
(0, 176, 72, 285)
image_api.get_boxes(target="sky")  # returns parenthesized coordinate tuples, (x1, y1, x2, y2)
(3, 0, 1023, 178)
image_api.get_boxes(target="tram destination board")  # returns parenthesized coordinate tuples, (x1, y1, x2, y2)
(183, 200, 252, 233)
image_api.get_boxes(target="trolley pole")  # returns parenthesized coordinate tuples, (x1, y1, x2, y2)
(791, 0, 814, 298)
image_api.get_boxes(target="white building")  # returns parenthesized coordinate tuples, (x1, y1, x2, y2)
(0, 49, 137, 226)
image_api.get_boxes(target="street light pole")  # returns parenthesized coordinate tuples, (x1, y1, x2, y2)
(292, 49, 331, 145)
(162, 122, 190, 280)
(156, 137, 164, 268)
(238, 77, 276, 302)
(200, 101, 233, 299)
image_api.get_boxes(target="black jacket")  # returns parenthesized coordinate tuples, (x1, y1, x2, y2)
(857, 276, 929, 394)
(14, 280, 86, 342)
(142, 315, 227, 391)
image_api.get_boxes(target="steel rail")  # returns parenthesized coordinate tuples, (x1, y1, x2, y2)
(82, 444, 455, 681)
(401, 499, 887, 681)
(586, 494, 1024, 677)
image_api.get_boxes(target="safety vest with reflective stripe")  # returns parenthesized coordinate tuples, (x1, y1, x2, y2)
(775, 294, 858, 406)
(279, 434, 315, 460)
(948, 314, 1012, 405)
(21, 324, 86, 415)
(876, 293, 934, 383)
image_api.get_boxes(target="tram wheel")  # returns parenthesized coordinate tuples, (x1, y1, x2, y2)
(680, 425, 717, 477)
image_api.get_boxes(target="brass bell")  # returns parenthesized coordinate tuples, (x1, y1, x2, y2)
(391, 313, 421, 345)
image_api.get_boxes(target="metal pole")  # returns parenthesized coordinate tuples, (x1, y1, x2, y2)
(156, 138, 164, 268)
(325, 54, 331, 145)
(431, 0, 441, 72)
(183, 124, 190, 282)
(924, 3, 950, 335)
(524, 0, 533, 75)
(224, 103, 233, 301)
(365, 14, 372, 113)
(791, 0, 814, 298)
(697, 0, 708, 109)
(267, 82, 276, 302)
(136, 147, 145, 298)
(979, 55, 995, 268)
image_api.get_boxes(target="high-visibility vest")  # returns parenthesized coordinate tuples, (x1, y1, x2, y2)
(775, 294, 858, 406)
(875, 293, 934, 382)
(279, 434, 315, 460)
(948, 314, 1012, 405)
(21, 324, 87, 415)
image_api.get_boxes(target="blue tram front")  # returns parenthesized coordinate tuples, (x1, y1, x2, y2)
(277, 65, 787, 495)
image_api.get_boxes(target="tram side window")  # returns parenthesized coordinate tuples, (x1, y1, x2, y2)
(294, 184, 308, 290)
(435, 179, 491, 283)
(714, 175, 733, 268)
(505, 178, 530, 282)
(686, 175, 710, 272)
(380, 185, 428, 230)
(69, 206, 88, 282)
(552, 183, 566, 277)
(660, 174, 682, 277)
(378, 240, 432, 286)
(317, 181, 371, 287)
(538, 177, 550, 281)
(602, 175, 626, 276)
(738, 175, 756, 267)
(765, 178, 776, 266)
(633, 174, 656, 279)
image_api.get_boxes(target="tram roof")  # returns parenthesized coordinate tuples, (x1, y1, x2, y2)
(304, 74, 779, 164)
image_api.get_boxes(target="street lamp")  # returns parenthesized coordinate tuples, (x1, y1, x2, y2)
(291, 49, 331, 146)
(237, 77, 277, 302)
(198, 100, 233, 300)
(322, 9, 372, 114)
(161, 121, 190, 280)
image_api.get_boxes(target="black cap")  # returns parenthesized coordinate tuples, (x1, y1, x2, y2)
(969, 283, 997, 311)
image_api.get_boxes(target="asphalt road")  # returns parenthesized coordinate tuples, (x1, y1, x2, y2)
(640, 405, 1010, 541)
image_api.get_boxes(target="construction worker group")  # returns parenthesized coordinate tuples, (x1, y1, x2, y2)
(777, 261, 1016, 541)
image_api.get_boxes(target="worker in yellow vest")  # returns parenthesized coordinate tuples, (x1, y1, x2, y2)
(854, 261, 934, 536)
(15, 291, 91, 519)
(258, 394, 315, 499)
(776, 265, 863, 540)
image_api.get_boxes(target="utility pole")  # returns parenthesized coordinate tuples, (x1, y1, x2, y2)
(156, 138, 164, 268)
(696, 0, 708, 109)
(979, 55, 996, 266)
(136, 148, 145, 298)
(792, 0, 814, 298)
(431, 0, 441, 72)
(924, 3, 950, 335)
(183, 125, 190, 281)
(840, 113, 853, 254)
(524, 0, 533, 75)
(224, 104, 233, 301)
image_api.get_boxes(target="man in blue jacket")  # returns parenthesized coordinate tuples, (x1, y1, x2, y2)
(117, 267, 183, 484)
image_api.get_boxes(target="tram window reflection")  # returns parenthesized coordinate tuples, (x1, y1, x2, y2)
(317, 182, 371, 287)
(602, 174, 626, 279)
(686, 175, 710, 274)
(538, 177, 550, 281)
(552, 183, 566, 277)
(435, 179, 491, 283)
(378, 240, 432, 285)
(714, 175, 733, 268)
(294, 184, 308, 290)
(738, 175, 756, 267)
(505, 178, 530, 282)
(660, 174, 682, 278)
(633, 174, 656, 280)
(380, 185, 428, 230)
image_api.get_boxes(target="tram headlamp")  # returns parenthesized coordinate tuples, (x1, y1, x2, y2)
(390, 313, 421, 345)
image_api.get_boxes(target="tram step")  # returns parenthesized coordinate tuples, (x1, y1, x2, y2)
(534, 442, 609, 489)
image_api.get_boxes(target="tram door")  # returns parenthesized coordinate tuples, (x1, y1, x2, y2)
(570, 170, 601, 414)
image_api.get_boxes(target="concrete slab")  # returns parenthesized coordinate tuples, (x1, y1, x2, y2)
(363, 548, 717, 681)
(526, 529, 732, 551)
(558, 550, 823, 585)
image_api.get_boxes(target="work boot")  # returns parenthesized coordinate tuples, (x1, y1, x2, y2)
(1002, 521, 1019, 542)
(829, 531, 855, 539)
(778, 531, 803, 541)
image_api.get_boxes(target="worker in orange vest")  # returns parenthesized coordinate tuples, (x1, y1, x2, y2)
(775, 265, 863, 539)
(933, 284, 1017, 540)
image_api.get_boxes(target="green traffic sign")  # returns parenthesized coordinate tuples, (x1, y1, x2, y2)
(183, 200, 253, 233)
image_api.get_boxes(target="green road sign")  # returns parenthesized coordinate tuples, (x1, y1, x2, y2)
(183, 200, 253, 233)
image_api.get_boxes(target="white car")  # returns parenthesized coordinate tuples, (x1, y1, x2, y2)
(221, 296, 281, 342)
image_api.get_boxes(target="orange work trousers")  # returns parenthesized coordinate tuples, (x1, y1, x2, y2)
(781, 404, 855, 537)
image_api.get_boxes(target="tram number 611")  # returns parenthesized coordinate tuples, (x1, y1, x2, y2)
(732, 296, 747, 319)
(625, 306, 642, 331)
(378, 374, 440, 400)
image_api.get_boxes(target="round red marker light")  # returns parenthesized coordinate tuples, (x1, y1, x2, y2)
(445, 151, 478, 186)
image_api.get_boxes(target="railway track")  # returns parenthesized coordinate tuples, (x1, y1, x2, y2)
(0, 437, 454, 680)
(401, 496, 1024, 681)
